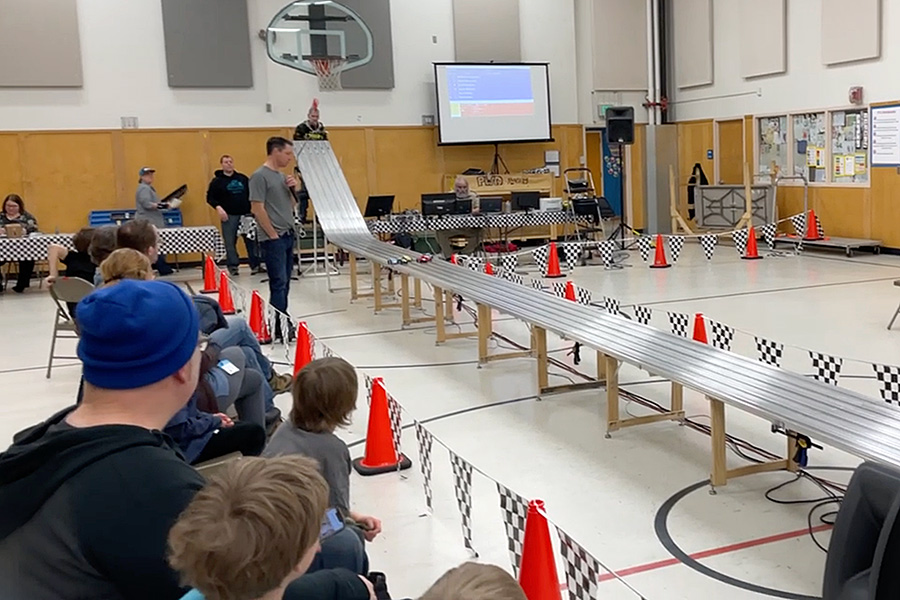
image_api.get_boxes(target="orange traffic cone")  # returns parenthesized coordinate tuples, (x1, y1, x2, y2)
(743, 226, 763, 260)
(692, 313, 708, 344)
(564, 280, 576, 302)
(804, 210, 823, 241)
(545, 243, 564, 278)
(293, 321, 312, 376)
(201, 255, 218, 293)
(518, 500, 563, 600)
(218, 272, 235, 315)
(249, 291, 272, 345)
(485, 262, 495, 275)
(650, 234, 671, 269)
(352, 377, 412, 476)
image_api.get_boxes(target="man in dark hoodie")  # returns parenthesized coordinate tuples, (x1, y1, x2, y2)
(0, 279, 207, 600)
(206, 154, 261, 276)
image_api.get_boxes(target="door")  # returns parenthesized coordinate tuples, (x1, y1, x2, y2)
(717, 119, 745, 184)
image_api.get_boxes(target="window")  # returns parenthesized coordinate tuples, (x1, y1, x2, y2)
(831, 108, 869, 184)
(792, 113, 827, 183)
(757, 115, 789, 176)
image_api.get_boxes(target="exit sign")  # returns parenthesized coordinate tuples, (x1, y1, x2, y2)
(599, 104, 613, 120)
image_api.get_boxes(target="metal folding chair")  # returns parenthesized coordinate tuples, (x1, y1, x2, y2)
(46, 277, 94, 378)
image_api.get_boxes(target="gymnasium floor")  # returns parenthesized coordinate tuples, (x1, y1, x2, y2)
(4, 244, 900, 599)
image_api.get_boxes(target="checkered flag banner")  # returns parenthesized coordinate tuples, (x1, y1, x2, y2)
(872, 364, 900, 405)
(502, 271, 525, 286)
(634, 305, 652, 326)
(532, 245, 550, 275)
(815, 214, 826, 238)
(604, 296, 620, 316)
(575, 286, 592, 306)
(499, 253, 518, 274)
(700, 234, 718, 260)
(668, 235, 685, 263)
(709, 320, 735, 352)
(562, 243, 581, 272)
(668, 311, 690, 337)
(464, 255, 484, 272)
(414, 422, 434, 510)
(761, 222, 778, 249)
(530, 277, 544, 291)
(732, 228, 749, 257)
(497, 483, 529, 576)
(790, 213, 806, 237)
(636, 235, 653, 262)
(809, 352, 843, 386)
(552, 281, 568, 299)
(386, 391, 404, 455)
(319, 342, 335, 359)
(364, 373, 374, 406)
(756, 337, 784, 367)
(597, 240, 616, 268)
(450, 451, 477, 553)
(557, 528, 601, 600)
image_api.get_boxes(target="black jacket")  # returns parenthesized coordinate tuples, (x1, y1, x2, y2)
(0, 407, 205, 600)
(206, 170, 251, 216)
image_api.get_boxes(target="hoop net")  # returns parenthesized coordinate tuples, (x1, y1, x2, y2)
(311, 57, 347, 91)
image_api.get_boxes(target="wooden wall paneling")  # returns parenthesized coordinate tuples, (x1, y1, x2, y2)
(372, 128, 442, 212)
(122, 131, 211, 228)
(585, 131, 603, 196)
(328, 128, 370, 209)
(20, 132, 117, 233)
(0, 134, 23, 199)
(630, 124, 645, 230)
(677, 120, 714, 213)
(774, 187, 806, 229)
(716, 119, 744, 184)
(870, 167, 900, 247)
(207, 128, 284, 179)
(810, 187, 870, 240)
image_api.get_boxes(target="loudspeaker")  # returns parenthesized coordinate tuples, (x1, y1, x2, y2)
(606, 106, 635, 145)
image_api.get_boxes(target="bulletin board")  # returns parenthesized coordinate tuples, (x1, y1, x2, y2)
(870, 104, 900, 167)
(757, 116, 789, 175)
(792, 113, 827, 182)
(831, 109, 869, 183)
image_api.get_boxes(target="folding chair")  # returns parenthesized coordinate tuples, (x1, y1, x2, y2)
(46, 277, 94, 378)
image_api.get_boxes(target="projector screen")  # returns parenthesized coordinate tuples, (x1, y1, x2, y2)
(434, 62, 552, 145)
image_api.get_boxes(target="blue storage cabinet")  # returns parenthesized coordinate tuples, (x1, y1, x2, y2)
(89, 209, 183, 228)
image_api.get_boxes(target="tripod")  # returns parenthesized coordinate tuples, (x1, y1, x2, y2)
(490, 143, 509, 175)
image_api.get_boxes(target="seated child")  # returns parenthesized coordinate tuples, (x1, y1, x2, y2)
(169, 455, 375, 600)
(264, 357, 381, 574)
(421, 563, 527, 600)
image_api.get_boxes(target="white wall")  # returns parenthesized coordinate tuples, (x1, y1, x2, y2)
(671, 0, 900, 121)
(0, 0, 579, 130)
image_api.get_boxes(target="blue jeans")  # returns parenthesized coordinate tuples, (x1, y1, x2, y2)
(209, 317, 275, 412)
(221, 214, 260, 270)
(260, 232, 295, 315)
(309, 526, 369, 575)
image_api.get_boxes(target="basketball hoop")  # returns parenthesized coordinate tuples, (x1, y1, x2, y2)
(310, 57, 347, 91)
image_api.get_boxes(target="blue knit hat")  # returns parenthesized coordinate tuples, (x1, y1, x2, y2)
(76, 280, 200, 390)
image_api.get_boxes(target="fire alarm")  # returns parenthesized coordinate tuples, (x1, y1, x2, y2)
(849, 86, 864, 105)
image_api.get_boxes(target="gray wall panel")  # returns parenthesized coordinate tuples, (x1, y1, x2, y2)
(339, 0, 394, 90)
(452, 0, 521, 63)
(0, 0, 83, 87)
(161, 0, 253, 88)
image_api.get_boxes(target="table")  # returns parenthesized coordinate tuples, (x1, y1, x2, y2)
(366, 210, 581, 235)
(0, 226, 226, 262)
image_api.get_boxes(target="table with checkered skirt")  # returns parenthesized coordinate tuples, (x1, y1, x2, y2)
(0, 227, 226, 262)
(366, 211, 583, 234)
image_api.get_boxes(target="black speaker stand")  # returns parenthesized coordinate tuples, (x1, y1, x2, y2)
(490, 143, 509, 175)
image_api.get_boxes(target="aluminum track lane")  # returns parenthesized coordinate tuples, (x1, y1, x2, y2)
(295, 141, 900, 469)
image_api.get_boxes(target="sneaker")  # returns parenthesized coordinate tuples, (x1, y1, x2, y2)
(228, 268, 239, 277)
(268, 371, 294, 395)
(265, 407, 284, 437)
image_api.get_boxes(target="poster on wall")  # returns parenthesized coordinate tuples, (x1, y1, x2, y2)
(871, 104, 900, 166)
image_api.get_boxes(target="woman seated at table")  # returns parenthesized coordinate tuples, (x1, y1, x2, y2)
(0, 194, 39, 293)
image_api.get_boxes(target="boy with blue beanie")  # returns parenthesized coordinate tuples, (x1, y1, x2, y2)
(0, 280, 207, 600)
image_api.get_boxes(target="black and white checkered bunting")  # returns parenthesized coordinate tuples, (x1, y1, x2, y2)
(464, 255, 484, 272)
(364, 374, 374, 406)
(502, 271, 525, 286)
(873, 364, 900, 406)
(636, 236, 653, 262)
(597, 240, 616, 268)
(386, 391, 404, 456)
(809, 352, 843, 386)
(634, 305, 652, 326)
(604, 296, 620, 316)
(552, 281, 568, 299)
(815, 214, 826, 238)
(761, 222, 778, 249)
(575, 286, 592, 306)
(531, 277, 544, 291)
(497, 484, 529, 577)
(532, 245, 550, 275)
(700, 234, 718, 260)
(414, 422, 434, 511)
(709, 320, 735, 352)
(668, 311, 690, 337)
(756, 337, 784, 367)
(557, 528, 602, 600)
(790, 214, 806, 237)
(450, 451, 477, 554)
(563, 243, 581, 272)
(499, 253, 518, 274)
(732, 228, 749, 257)
(667, 235, 685, 263)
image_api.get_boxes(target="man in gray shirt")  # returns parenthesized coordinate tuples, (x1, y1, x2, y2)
(249, 137, 299, 338)
(134, 167, 172, 275)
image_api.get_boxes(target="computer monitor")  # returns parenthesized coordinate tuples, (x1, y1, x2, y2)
(364, 195, 395, 218)
(511, 191, 541, 212)
(454, 198, 472, 214)
(421, 193, 456, 216)
(480, 196, 503, 213)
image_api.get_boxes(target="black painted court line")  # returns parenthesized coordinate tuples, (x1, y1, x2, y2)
(0, 362, 80, 375)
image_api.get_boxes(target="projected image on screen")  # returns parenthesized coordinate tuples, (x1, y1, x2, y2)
(434, 63, 551, 145)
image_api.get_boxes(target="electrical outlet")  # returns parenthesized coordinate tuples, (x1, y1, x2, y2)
(266, 103, 273, 113)
(120, 116, 139, 129)
(432, 35, 438, 44)
(422, 114, 435, 126)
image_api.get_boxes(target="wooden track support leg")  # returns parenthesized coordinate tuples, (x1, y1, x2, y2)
(414, 278, 422, 308)
(605, 355, 620, 436)
(349, 253, 358, 300)
(373, 264, 382, 313)
(477, 304, 491, 364)
(709, 397, 728, 488)
(401, 273, 411, 326)
(434, 285, 446, 344)
(533, 326, 549, 391)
